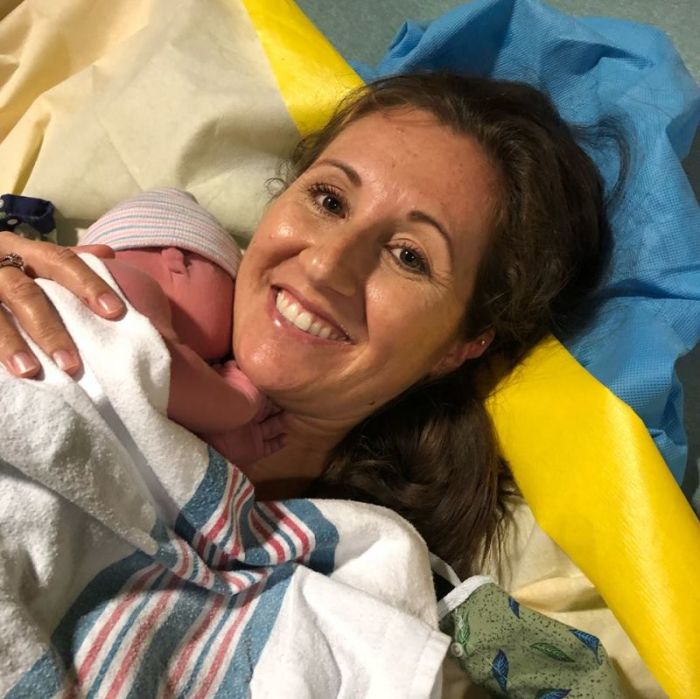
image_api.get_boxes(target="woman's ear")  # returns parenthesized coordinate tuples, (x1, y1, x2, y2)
(429, 329, 494, 378)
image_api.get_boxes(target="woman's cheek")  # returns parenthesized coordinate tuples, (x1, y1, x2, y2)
(370, 283, 459, 373)
(233, 331, 283, 394)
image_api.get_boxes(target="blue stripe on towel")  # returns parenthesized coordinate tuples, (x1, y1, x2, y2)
(6, 549, 155, 698)
(125, 582, 214, 699)
(214, 567, 296, 698)
(7, 450, 341, 697)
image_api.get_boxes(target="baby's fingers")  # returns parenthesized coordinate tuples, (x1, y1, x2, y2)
(260, 413, 287, 441)
(262, 434, 287, 458)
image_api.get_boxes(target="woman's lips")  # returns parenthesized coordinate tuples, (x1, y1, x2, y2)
(269, 287, 351, 343)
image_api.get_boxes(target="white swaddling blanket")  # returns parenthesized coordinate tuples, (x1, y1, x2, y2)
(0, 254, 448, 697)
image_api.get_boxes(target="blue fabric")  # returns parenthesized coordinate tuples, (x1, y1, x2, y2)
(0, 193, 56, 240)
(352, 0, 700, 484)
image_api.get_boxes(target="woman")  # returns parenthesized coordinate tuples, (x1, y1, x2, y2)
(0, 73, 613, 578)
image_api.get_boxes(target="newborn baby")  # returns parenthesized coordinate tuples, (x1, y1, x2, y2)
(82, 188, 285, 465)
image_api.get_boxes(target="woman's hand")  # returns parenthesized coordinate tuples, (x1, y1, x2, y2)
(0, 232, 126, 378)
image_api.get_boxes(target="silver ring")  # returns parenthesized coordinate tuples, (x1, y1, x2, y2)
(0, 253, 25, 272)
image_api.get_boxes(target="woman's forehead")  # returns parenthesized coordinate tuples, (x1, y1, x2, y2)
(325, 109, 461, 160)
(317, 109, 499, 258)
(322, 109, 496, 193)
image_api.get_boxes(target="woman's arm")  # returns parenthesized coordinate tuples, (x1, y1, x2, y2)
(0, 233, 125, 377)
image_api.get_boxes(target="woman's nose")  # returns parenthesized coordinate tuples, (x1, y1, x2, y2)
(299, 231, 373, 298)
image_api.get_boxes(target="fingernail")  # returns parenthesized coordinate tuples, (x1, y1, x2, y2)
(10, 351, 39, 377)
(52, 350, 79, 373)
(97, 293, 123, 316)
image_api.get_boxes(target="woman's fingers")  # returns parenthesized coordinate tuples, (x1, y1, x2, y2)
(23, 243, 125, 318)
(0, 303, 41, 377)
(0, 233, 125, 319)
(0, 233, 125, 377)
(71, 243, 116, 259)
(0, 265, 81, 376)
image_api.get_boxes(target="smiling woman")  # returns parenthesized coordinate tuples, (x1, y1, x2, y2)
(234, 108, 496, 417)
(245, 72, 617, 576)
(0, 73, 618, 579)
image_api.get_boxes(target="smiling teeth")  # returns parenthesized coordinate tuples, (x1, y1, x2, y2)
(275, 290, 344, 340)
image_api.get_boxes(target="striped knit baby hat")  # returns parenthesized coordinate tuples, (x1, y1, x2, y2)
(83, 188, 242, 278)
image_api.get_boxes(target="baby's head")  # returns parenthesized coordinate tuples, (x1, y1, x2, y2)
(84, 188, 242, 359)
(83, 188, 242, 275)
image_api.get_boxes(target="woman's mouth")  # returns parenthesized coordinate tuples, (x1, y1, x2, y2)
(273, 288, 350, 342)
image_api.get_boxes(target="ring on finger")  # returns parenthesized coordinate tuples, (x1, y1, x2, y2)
(0, 253, 25, 273)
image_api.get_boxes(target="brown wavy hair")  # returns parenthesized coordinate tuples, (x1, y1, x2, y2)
(287, 73, 620, 578)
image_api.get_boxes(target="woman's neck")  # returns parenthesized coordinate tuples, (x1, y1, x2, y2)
(241, 444, 325, 500)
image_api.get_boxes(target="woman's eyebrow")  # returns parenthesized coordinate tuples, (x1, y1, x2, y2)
(314, 157, 454, 261)
(314, 158, 362, 186)
(409, 210, 454, 261)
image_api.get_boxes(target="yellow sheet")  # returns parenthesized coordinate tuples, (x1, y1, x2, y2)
(0, 0, 301, 239)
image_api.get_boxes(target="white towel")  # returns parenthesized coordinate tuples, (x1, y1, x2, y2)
(0, 254, 448, 697)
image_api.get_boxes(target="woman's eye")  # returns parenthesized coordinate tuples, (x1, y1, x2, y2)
(308, 184, 346, 217)
(390, 246, 429, 275)
(321, 194, 342, 214)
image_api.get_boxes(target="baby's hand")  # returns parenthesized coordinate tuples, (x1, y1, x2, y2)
(202, 408, 287, 466)
(213, 360, 266, 418)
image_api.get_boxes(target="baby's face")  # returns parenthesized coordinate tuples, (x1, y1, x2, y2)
(167, 251, 235, 361)
(119, 247, 235, 361)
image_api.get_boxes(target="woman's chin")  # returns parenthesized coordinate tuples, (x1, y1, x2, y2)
(236, 356, 341, 420)
(235, 332, 337, 395)
(235, 347, 305, 401)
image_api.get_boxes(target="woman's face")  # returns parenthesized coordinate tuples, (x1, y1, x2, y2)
(233, 109, 499, 427)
